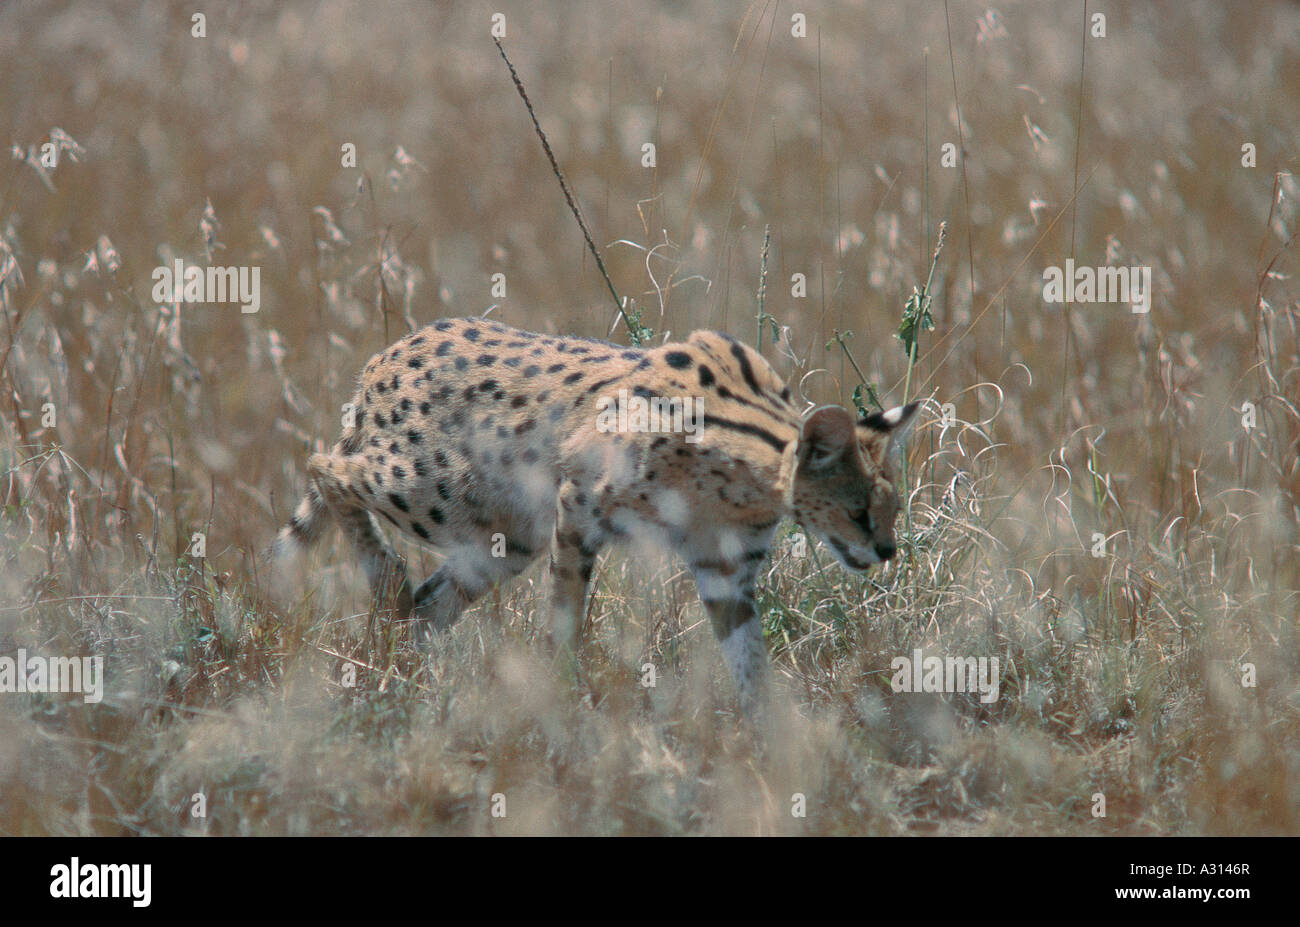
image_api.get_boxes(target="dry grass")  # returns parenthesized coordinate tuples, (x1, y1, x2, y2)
(1, 0, 1297, 835)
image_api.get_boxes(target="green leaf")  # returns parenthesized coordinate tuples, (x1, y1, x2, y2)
(896, 286, 934, 358)
(622, 302, 654, 347)
(851, 382, 883, 418)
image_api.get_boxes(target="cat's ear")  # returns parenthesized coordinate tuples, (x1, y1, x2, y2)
(860, 402, 920, 456)
(797, 406, 857, 471)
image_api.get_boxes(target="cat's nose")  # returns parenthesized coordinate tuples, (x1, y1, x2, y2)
(874, 542, 896, 561)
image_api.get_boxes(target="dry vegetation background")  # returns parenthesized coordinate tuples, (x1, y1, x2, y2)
(1, 0, 1297, 835)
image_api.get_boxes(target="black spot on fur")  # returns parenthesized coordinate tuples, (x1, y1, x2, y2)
(477, 354, 495, 366)
(454, 357, 469, 371)
(511, 395, 528, 408)
(523, 365, 541, 377)
(407, 430, 422, 445)
(665, 351, 692, 369)
(412, 521, 431, 540)
(702, 413, 786, 452)
(464, 328, 481, 342)
(698, 365, 716, 387)
(436, 341, 452, 356)
(729, 341, 763, 396)
(388, 492, 409, 512)
(563, 371, 583, 385)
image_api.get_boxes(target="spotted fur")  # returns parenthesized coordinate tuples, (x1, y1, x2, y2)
(275, 317, 919, 717)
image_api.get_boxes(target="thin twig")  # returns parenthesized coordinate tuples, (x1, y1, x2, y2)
(1062, 0, 1088, 439)
(756, 224, 771, 350)
(943, 0, 977, 374)
(493, 38, 635, 334)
